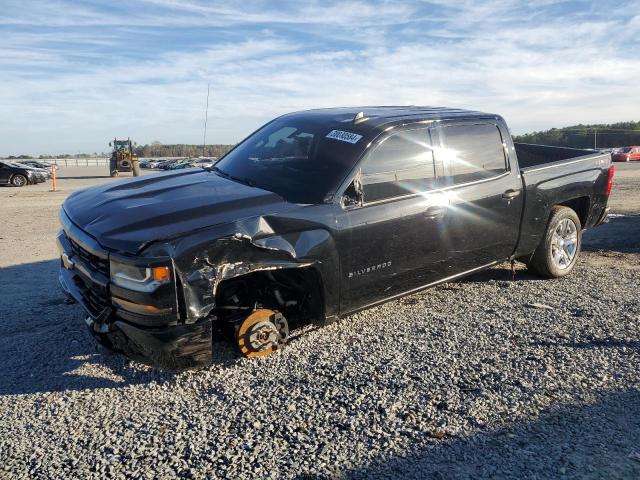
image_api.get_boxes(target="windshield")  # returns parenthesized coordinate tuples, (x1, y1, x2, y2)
(214, 117, 366, 203)
(620, 147, 632, 153)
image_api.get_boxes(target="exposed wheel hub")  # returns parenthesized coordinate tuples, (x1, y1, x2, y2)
(236, 309, 289, 358)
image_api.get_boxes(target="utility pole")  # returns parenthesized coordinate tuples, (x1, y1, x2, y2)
(594, 127, 597, 150)
(202, 82, 210, 158)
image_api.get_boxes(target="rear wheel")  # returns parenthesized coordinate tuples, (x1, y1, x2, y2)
(11, 174, 27, 187)
(527, 206, 581, 278)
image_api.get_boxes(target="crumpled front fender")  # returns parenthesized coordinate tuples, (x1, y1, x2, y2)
(142, 214, 341, 324)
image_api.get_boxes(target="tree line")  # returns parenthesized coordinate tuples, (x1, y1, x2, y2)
(6, 122, 640, 160)
(132, 142, 234, 158)
(513, 121, 640, 149)
(3, 143, 235, 160)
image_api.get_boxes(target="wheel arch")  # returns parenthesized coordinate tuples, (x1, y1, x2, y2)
(558, 196, 590, 229)
(526, 204, 582, 278)
(214, 264, 328, 326)
(164, 223, 342, 324)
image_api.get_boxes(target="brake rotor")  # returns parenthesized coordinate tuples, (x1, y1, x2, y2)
(236, 309, 289, 358)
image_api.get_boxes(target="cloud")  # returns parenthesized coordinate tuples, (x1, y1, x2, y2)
(1, 0, 639, 155)
(0, 0, 420, 28)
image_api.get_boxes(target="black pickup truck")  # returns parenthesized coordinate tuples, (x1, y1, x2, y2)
(58, 107, 614, 369)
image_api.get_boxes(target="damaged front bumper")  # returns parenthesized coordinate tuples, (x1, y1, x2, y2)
(57, 227, 213, 370)
(83, 314, 213, 370)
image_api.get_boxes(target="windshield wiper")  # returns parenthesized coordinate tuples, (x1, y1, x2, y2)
(212, 166, 256, 188)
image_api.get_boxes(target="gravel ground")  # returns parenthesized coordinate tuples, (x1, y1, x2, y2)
(0, 164, 639, 479)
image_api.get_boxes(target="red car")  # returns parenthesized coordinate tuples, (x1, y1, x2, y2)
(612, 146, 640, 162)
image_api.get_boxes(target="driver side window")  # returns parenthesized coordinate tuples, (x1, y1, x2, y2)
(361, 128, 435, 203)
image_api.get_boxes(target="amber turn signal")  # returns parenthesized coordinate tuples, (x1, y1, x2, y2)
(152, 266, 171, 282)
(111, 296, 172, 316)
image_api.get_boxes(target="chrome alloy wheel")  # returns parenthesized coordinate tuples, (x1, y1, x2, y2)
(551, 218, 578, 270)
(12, 175, 27, 186)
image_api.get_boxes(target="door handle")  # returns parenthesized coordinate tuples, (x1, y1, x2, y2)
(501, 189, 521, 200)
(425, 206, 446, 218)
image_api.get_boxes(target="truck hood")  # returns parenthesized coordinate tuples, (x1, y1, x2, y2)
(62, 169, 292, 253)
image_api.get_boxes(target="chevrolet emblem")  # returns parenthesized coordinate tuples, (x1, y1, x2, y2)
(61, 252, 75, 270)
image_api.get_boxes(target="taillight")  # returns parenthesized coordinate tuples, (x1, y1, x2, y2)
(606, 165, 614, 195)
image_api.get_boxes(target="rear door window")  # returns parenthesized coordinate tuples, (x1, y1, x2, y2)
(361, 128, 435, 202)
(435, 123, 508, 186)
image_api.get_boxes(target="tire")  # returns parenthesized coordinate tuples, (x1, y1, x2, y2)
(11, 174, 28, 187)
(527, 206, 582, 278)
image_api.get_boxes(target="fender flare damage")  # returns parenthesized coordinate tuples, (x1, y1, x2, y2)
(180, 232, 317, 321)
(138, 216, 340, 367)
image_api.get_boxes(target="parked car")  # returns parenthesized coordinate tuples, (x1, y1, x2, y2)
(58, 107, 614, 369)
(18, 160, 54, 172)
(612, 146, 640, 162)
(192, 157, 217, 168)
(0, 161, 48, 186)
(167, 159, 197, 170)
(156, 158, 188, 170)
(157, 159, 180, 170)
(162, 159, 182, 170)
(146, 159, 165, 169)
(157, 159, 177, 169)
(171, 159, 194, 169)
(16, 160, 53, 178)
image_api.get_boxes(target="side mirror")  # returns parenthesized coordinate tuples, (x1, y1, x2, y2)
(341, 176, 364, 208)
(109, 142, 112, 147)
(342, 193, 362, 208)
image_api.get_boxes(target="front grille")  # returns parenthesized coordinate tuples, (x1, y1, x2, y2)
(69, 238, 109, 277)
(63, 230, 112, 319)
(71, 274, 111, 317)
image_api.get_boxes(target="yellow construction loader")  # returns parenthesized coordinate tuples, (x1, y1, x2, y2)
(109, 138, 140, 177)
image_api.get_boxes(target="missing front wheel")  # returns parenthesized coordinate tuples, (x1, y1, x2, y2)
(235, 309, 289, 358)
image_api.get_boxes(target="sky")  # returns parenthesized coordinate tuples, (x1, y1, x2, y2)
(1, 0, 639, 156)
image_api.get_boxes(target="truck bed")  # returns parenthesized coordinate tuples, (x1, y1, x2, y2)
(514, 143, 599, 170)
(514, 143, 611, 258)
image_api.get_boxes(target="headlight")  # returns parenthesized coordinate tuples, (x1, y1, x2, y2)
(110, 259, 171, 292)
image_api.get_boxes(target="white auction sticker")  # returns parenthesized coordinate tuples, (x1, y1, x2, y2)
(325, 130, 363, 144)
